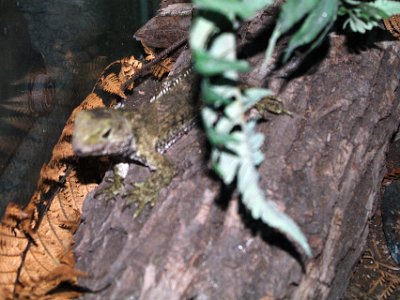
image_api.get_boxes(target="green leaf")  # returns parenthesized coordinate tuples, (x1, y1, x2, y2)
(201, 106, 218, 125)
(252, 149, 265, 166)
(225, 133, 246, 155)
(190, 18, 219, 51)
(205, 125, 238, 145)
(202, 111, 238, 145)
(215, 116, 238, 135)
(209, 33, 240, 80)
(215, 151, 241, 184)
(210, 33, 236, 60)
(266, 0, 320, 61)
(238, 159, 312, 257)
(369, 0, 400, 15)
(265, 28, 281, 63)
(283, 0, 338, 62)
(225, 100, 242, 120)
(277, 0, 320, 34)
(193, 49, 250, 76)
(348, 15, 374, 33)
(242, 0, 274, 12)
(202, 80, 233, 106)
(339, 0, 400, 34)
(191, 0, 312, 259)
(244, 121, 265, 160)
(248, 130, 265, 151)
(193, 0, 273, 20)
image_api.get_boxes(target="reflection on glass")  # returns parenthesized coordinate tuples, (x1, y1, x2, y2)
(0, 0, 160, 213)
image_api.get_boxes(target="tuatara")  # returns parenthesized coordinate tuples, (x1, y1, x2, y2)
(72, 68, 197, 217)
(72, 67, 291, 217)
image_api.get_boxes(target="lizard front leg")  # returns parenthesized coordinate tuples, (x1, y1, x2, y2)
(126, 153, 176, 218)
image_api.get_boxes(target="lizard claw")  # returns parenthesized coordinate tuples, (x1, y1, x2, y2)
(125, 163, 175, 218)
(127, 181, 159, 218)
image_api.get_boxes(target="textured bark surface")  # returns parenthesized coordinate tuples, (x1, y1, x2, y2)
(74, 14, 400, 300)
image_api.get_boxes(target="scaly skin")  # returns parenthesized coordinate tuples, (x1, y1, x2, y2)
(72, 68, 196, 217)
(72, 67, 294, 217)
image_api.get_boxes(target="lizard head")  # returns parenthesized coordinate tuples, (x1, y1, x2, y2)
(72, 109, 136, 157)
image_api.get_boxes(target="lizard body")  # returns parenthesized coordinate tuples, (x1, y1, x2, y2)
(72, 68, 196, 217)
(72, 67, 289, 217)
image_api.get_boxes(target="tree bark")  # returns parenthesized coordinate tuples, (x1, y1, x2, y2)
(74, 10, 400, 300)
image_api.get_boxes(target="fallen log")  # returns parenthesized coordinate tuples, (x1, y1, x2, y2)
(74, 5, 400, 299)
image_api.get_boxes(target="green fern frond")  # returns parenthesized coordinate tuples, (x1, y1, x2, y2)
(191, 2, 312, 257)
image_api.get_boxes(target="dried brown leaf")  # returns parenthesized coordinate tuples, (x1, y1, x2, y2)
(0, 168, 96, 299)
(39, 163, 67, 183)
(384, 15, 400, 39)
(151, 57, 174, 78)
(0, 49, 115, 298)
(99, 73, 126, 99)
(142, 42, 156, 61)
(119, 56, 142, 90)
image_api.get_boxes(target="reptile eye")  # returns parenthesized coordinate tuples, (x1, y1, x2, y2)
(102, 128, 112, 139)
